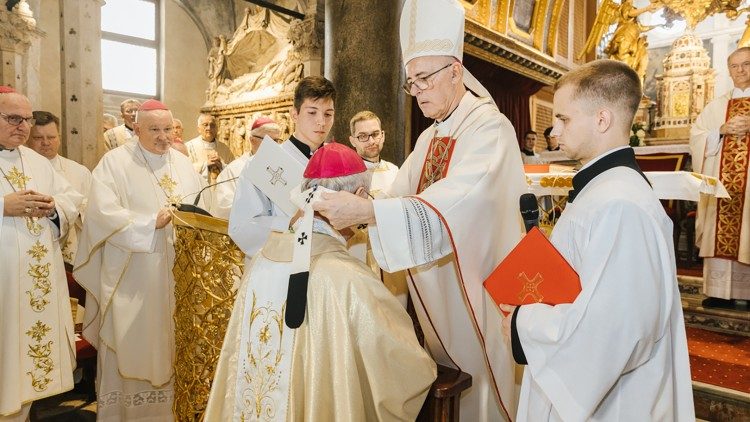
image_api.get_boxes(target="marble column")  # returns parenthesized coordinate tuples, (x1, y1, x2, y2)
(59, 0, 103, 168)
(324, 0, 406, 164)
(711, 32, 731, 95)
(0, 3, 42, 98)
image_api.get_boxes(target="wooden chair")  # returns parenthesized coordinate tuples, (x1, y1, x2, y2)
(417, 365, 472, 422)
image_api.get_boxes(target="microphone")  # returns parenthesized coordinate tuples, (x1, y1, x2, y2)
(176, 176, 239, 217)
(519, 193, 539, 233)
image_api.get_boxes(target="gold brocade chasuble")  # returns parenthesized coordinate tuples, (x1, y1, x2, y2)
(1, 164, 65, 405)
(417, 136, 457, 194)
(715, 97, 750, 260)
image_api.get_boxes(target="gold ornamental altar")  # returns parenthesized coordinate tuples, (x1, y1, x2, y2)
(171, 211, 245, 421)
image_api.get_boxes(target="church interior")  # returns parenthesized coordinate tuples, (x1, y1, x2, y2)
(2, 0, 749, 420)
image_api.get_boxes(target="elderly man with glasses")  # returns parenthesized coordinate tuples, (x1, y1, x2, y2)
(313, 0, 527, 420)
(0, 87, 82, 422)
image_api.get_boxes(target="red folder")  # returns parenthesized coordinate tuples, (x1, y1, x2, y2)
(484, 227, 581, 306)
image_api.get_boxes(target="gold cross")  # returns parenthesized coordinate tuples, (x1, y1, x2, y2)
(517, 272, 544, 303)
(158, 174, 178, 194)
(4, 166, 30, 190)
(27, 241, 48, 262)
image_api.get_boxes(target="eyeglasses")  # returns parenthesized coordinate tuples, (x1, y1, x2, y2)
(402, 63, 453, 95)
(0, 113, 35, 126)
(354, 130, 383, 143)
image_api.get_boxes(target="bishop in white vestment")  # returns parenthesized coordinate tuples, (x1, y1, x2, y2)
(0, 89, 82, 421)
(74, 101, 207, 421)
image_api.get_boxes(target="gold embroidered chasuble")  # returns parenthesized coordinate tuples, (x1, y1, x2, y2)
(714, 97, 750, 260)
(204, 231, 436, 421)
(0, 146, 80, 416)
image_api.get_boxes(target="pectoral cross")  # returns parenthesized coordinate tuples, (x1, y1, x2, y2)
(517, 272, 544, 303)
(267, 166, 287, 186)
(4, 166, 30, 190)
(157, 174, 181, 205)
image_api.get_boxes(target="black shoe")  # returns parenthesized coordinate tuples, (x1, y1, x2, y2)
(701, 297, 735, 309)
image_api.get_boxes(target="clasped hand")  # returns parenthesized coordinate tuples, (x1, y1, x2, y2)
(721, 115, 750, 136)
(3, 189, 56, 218)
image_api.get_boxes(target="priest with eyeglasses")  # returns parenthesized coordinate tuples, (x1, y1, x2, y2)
(0, 87, 82, 422)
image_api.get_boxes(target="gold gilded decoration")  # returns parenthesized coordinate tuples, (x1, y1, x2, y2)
(239, 293, 286, 421)
(25, 217, 43, 236)
(580, 0, 659, 83)
(518, 272, 544, 303)
(27, 240, 48, 262)
(714, 98, 750, 260)
(654, 34, 715, 138)
(417, 136, 457, 194)
(581, 0, 745, 84)
(172, 213, 244, 421)
(539, 175, 573, 188)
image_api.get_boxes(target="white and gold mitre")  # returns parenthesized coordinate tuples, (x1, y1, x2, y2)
(399, 0, 494, 102)
(399, 0, 464, 64)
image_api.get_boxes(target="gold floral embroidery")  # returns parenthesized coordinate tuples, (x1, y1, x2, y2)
(239, 293, 286, 421)
(3, 166, 31, 189)
(26, 263, 52, 312)
(26, 339, 54, 392)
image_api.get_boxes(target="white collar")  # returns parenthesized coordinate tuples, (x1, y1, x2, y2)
(732, 87, 750, 98)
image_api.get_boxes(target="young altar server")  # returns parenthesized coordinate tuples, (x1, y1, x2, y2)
(501, 60, 695, 421)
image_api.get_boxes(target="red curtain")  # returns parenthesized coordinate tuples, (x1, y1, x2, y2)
(410, 54, 546, 150)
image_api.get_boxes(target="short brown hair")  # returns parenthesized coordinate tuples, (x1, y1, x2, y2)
(293, 76, 336, 110)
(32, 111, 60, 130)
(349, 110, 381, 135)
(554, 59, 641, 129)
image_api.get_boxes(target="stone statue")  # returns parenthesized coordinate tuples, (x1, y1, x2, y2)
(230, 118, 246, 157)
(207, 35, 228, 99)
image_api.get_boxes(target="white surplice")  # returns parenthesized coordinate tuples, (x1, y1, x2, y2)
(368, 92, 527, 421)
(210, 152, 251, 219)
(515, 166, 694, 421)
(74, 142, 206, 421)
(690, 88, 750, 299)
(0, 146, 81, 418)
(50, 154, 92, 265)
(228, 140, 308, 261)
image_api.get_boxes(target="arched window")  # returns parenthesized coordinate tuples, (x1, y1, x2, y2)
(101, 0, 160, 98)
